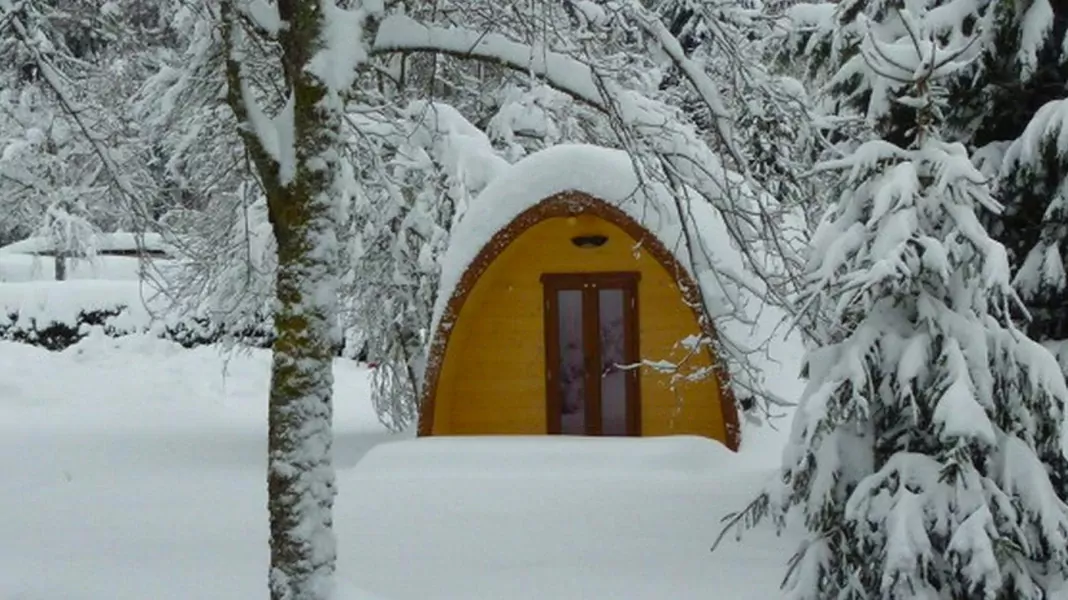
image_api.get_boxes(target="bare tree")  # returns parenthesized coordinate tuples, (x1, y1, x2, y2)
(218, 0, 378, 597)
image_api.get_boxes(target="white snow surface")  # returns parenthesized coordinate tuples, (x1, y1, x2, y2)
(0, 280, 156, 326)
(430, 143, 753, 342)
(244, 0, 282, 35)
(307, 0, 383, 95)
(0, 329, 807, 599)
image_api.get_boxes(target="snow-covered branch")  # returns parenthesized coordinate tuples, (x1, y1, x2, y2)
(1, 3, 148, 223)
(372, 15, 611, 109)
(620, 0, 744, 169)
(370, 14, 779, 291)
(220, 0, 283, 194)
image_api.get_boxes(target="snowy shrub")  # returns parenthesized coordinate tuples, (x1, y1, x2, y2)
(0, 279, 278, 353)
(0, 307, 128, 351)
(0, 305, 279, 352)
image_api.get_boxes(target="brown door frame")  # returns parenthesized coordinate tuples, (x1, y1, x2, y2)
(541, 272, 642, 436)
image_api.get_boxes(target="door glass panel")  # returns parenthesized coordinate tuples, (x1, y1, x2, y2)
(557, 289, 585, 435)
(599, 289, 628, 436)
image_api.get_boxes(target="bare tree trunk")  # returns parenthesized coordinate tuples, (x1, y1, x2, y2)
(54, 252, 67, 281)
(265, 183, 339, 600)
(221, 1, 343, 598)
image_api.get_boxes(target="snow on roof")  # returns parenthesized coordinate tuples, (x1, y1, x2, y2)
(430, 143, 753, 339)
(0, 232, 174, 256)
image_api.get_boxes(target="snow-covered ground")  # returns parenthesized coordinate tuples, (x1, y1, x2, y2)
(0, 331, 803, 600)
(0, 279, 158, 327)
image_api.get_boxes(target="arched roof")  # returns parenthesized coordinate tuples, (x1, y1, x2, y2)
(430, 144, 751, 339)
(421, 145, 748, 447)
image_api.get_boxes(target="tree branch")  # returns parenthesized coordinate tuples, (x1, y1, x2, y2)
(621, 0, 747, 171)
(220, 0, 282, 195)
(2, 3, 145, 220)
(371, 15, 613, 111)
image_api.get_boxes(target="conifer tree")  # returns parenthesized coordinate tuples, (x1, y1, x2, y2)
(1002, 98, 1068, 351)
(952, 0, 1068, 352)
(780, 0, 1068, 501)
(783, 0, 1068, 348)
(727, 5, 1068, 598)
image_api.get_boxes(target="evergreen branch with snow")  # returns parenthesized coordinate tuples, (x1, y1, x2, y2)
(722, 5, 1068, 597)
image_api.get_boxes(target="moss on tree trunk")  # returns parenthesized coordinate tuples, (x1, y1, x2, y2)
(221, 1, 344, 598)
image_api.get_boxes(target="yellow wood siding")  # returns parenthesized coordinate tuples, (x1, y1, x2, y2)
(431, 214, 729, 443)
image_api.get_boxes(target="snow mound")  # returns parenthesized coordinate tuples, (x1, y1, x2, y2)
(0, 330, 383, 434)
(62, 329, 189, 359)
(354, 435, 736, 478)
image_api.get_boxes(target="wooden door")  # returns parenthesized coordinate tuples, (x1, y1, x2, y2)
(541, 272, 641, 436)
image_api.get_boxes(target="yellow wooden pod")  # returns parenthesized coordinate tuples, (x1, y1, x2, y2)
(419, 191, 741, 450)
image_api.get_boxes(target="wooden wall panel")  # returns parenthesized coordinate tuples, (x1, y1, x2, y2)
(432, 214, 728, 444)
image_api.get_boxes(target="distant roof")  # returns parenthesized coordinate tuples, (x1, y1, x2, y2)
(0, 232, 175, 258)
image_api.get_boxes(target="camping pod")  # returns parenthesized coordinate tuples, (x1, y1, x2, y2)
(420, 145, 742, 450)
